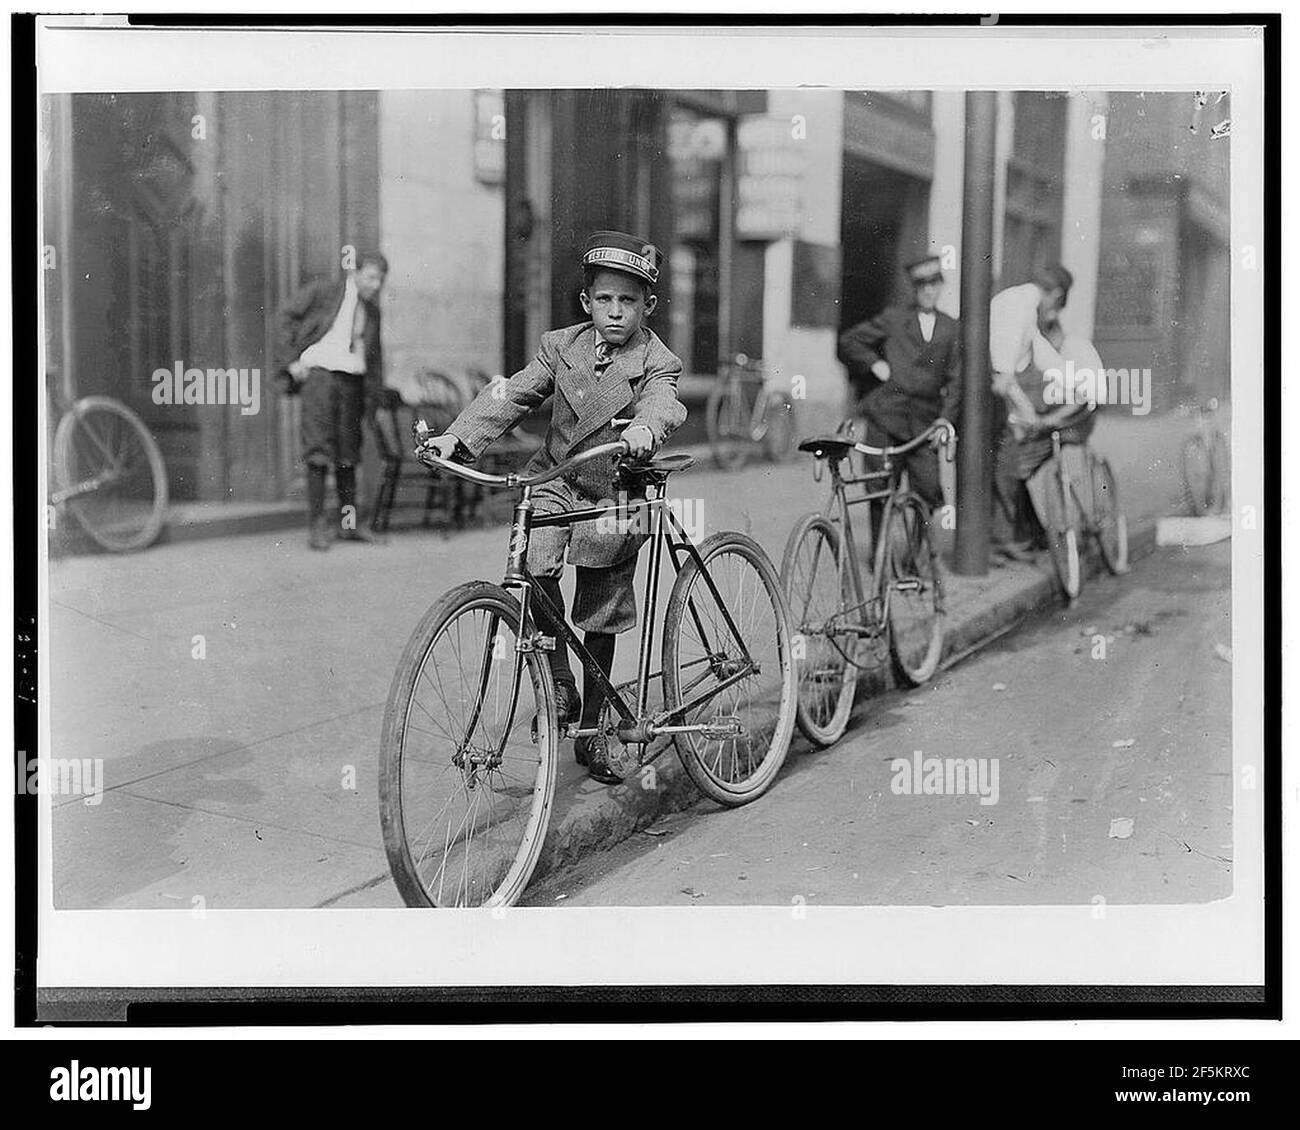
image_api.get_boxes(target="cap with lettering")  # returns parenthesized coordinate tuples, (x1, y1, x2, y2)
(582, 230, 662, 285)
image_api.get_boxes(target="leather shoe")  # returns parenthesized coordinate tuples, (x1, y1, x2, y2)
(309, 516, 332, 551)
(574, 733, 622, 785)
(531, 679, 580, 742)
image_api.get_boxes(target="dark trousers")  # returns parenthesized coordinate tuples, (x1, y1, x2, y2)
(301, 367, 365, 468)
(990, 396, 1044, 547)
(862, 413, 942, 550)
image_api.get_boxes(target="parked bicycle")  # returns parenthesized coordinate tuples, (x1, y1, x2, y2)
(705, 353, 795, 471)
(379, 420, 798, 907)
(1179, 396, 1230, 516)
(1036, 419, 1129, 602)
(780, 420, 955, 747)
(47, 376, 168, 553)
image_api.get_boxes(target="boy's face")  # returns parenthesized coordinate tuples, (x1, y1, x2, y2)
(580, 269, 656, 346)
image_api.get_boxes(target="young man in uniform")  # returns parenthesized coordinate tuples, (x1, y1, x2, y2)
(424, 231, 686, 784)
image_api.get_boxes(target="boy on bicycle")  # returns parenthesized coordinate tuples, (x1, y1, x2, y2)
(423, 231, 686, 784)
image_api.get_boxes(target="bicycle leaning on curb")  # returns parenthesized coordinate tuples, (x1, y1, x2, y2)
(378, 420, 798, 907)
(780, 419, 956, 748)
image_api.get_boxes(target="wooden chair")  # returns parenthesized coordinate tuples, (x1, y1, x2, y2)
(369, 370, 471, 533)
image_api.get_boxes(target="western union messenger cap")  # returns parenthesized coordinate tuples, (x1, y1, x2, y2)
(582, 230, 662, 285)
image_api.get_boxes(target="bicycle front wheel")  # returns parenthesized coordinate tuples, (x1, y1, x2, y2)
(884, 494, 945, 685)
(1089, 454, 1129, 575)
(780, 513, 861, 746)
(706, 378, 752, 472)
(1042, 467, 1082, 601)
(663, 532, 797, 806)
(379, 581, 559, 907)
(52, 396, 168, 552)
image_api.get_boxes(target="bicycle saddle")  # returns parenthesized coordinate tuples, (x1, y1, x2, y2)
(797, 436, 855, 460)
(616, 451, 696, 486)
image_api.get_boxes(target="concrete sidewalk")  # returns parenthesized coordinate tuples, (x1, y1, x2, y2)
(45, 408, 1205, 909)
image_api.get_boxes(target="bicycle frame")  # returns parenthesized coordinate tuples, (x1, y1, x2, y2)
(814, 449, 910, 637)
(459, 474, 763, 765)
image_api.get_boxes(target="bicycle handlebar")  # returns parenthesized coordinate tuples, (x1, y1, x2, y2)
(413, 419, 634, 489)
(853, 421, 958, 460)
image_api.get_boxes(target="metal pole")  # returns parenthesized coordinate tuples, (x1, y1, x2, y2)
(954, 91, 998, 576)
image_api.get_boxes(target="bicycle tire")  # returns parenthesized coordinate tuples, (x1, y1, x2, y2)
(1089, 454, 1129, 575)
(1181, 433, 1215, 516)
(780, 513, 860, 746)
(662, 532, 797, 806)
(52, 396, 168, 552)
(884, 493, 945, 685)
(706, 376, 752, 472)
(1042, 468, 1082, 600)
(1209, 428, 1231, 514)
(379, 580, 558, 907)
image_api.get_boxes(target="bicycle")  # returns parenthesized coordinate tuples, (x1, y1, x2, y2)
(705, 353, 795, 471)
(1179, 397, 1230, 516)
(1035, 419, 1129, 602)
(47, 376, 169, 553)
(780, 420, 955, 748)
(379, 420, 798, 907)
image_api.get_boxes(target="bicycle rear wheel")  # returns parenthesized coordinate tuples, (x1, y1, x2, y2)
(1089, 454, 1129, 575)
(706, 376, 752, 471)
(379, 581, 559, 907)
(663, 532, 797, 806)
(1041, 465, 1082, 600)
(884, 494, 945, 685)
(52, 396, 168, 552)
(1182, 434, 1215, 515)
(758, 389, 795, 463)
(1209, 429, 1231, 514)
(780, 513, 861, 746)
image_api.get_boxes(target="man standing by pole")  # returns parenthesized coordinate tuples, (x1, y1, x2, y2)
(987, 264, 1075, 561)
(839, 254, 962, 538)
(276, 252, 388, 551)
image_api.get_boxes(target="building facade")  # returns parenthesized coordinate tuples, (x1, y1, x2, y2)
(45, 85, 1160, 511)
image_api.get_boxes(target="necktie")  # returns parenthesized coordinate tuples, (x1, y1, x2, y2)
(594, 340, 614, 371)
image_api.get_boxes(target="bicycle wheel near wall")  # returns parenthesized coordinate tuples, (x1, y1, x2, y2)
(884, 494, 945, 685)
(1209, 429, 1231, 514)
(1089, 454, 1129, 575)
(1041, 467, 1082, 600)
(52, 396, 168, 552)
(663, 532, 797, 805)
(379, 581, 558, 907)
(1181, 435, 1216, 516)
(780, 513, 861, 746)
(706, 376, 752, 471)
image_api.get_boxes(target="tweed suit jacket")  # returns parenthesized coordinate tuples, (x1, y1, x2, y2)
(839, 304, 962, 438)
(447, 322, 687, 568)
